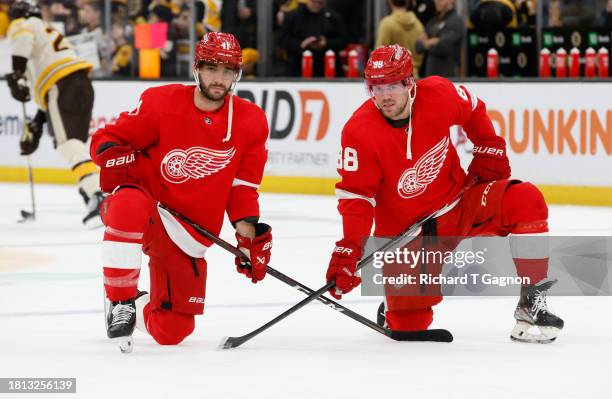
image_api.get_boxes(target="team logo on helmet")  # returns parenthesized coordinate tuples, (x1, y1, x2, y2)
(365, 45, 413, 86)
(161, 146, 236, 184)
(397, 137, 449, 199)
(194, 32, 242, 69)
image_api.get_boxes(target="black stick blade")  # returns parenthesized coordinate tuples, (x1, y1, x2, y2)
(387, 328, 453, 342)
(18, 209, 35, 223)
(218, 336, 247, 350)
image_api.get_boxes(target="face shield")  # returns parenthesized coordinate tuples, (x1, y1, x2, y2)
(366, 78, 415, 99)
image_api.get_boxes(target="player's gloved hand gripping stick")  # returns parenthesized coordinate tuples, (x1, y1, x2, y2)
(218, 178, 477, 349)
(159, 203, 453, 346)
(161, 177, 476, 348)
(18, 103, 36, 223)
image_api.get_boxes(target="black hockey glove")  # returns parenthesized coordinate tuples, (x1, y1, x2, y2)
(5, 71, 31, 103)
(20, 110, 46, 156)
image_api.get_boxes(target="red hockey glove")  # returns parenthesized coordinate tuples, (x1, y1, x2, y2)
(468, 137, 511, 182)
(235, 223, 272, 283)
(326, 239, 362, 300)
(94, 143, 138, 193)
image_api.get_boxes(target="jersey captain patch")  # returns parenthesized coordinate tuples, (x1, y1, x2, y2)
(161, 146, 236, 184)
(397, 136, 449, 199)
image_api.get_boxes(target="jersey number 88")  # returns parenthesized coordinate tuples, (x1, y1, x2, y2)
(337, 147, 358, 172)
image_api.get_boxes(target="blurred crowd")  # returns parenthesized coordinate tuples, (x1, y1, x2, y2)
(0, 0, 611, 78)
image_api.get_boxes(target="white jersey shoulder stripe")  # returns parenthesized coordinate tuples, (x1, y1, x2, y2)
(232, 178, 260, 189)
(335, 189, 376, 207)
(463, 85, 478, 111)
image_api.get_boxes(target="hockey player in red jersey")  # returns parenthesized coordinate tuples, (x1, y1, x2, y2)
(90, 32, 272, 351)
(326, 45, 563, 343)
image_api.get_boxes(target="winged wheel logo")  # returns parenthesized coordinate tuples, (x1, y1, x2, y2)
(161, 147, 236, 184)
(397, 137, 449, 198)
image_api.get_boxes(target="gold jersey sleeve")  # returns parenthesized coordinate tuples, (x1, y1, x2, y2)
(8, 17, 92, 110)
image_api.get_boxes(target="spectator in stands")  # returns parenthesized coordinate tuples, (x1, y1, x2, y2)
(111, 22, 133, 76)
(173, 4, 190, 39)
(148, 4, 177, 77)
(602, 0, 612, 29)
(547, 0, 562, 26)
(470, 0, 518, 29)
(328, 0, 365, 43)
(80, 1, 114, 77)
(203, 0, 222, 32)
(172, 1, 205, 37)
(0, 1, 9, 38)
(275, 0, 303, 27)
(126, 0, 143, 21)
(416, 0, 464, 77)
(278, 0, 348, 77)
(80, 1, 102, 32)
(242, 47, 260, 78)
(273, 0, 303, 76)
(375, 0, 424, 78)
(560, 0, 598, 28)
(221, 0, 257, 49)
(111, 0, 130, 26)
(408, 0, 436, 26)
(515, 0, 536, 26)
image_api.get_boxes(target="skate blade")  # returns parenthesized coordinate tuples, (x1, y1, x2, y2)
(112, 336, 134, 354)
(510, 321, 560, 344)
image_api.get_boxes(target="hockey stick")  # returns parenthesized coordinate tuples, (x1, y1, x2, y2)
(217, 179, 477, 349)
(18, 103, 36, 223)
(158, 204, 452, 345)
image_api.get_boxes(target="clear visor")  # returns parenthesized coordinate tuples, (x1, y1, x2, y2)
(368, 80, 410, 96)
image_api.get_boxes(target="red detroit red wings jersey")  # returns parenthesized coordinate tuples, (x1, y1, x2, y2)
(336, 76, 498, 244)
(91, 84, 268, 241)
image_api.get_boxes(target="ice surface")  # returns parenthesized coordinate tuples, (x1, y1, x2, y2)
(0, 183, 610, 399)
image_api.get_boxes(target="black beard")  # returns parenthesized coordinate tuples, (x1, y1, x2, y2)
(200, 83, 230, 101)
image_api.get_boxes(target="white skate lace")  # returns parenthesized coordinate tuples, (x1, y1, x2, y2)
(110, 304, 135, 327)
(530, 291, 548, 318)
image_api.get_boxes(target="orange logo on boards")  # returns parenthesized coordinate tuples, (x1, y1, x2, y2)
(236, 88, 330, 141)
(487, 109, 612, 156)
(296, 91, 330, 141)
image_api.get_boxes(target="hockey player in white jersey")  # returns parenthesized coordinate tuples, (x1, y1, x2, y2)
(5, 0, 103, 225)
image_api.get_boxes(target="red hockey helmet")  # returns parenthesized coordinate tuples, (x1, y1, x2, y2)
(364, 45, 414, 86)
(194, 32, 242, 70)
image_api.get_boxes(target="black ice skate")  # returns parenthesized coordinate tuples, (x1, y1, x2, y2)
(511, 278, 564, 344)
(105, 298, 137, 354)
(82, 191, 104, 227)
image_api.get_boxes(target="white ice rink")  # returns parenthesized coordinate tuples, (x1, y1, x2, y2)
(1, 183, 611, 399)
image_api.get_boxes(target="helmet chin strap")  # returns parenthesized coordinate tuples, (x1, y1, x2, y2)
(192, 68, 203, 92)
(222, 69, 243, 143)
(193, 67, 242, 143)
(405, 81, 417, 160)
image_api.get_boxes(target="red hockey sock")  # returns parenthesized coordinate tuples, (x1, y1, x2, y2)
(513, 258, 548, 285)
(503, 183, 549, 285)
(103, 267, 140, 301)
(102, 188, 152, 301)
